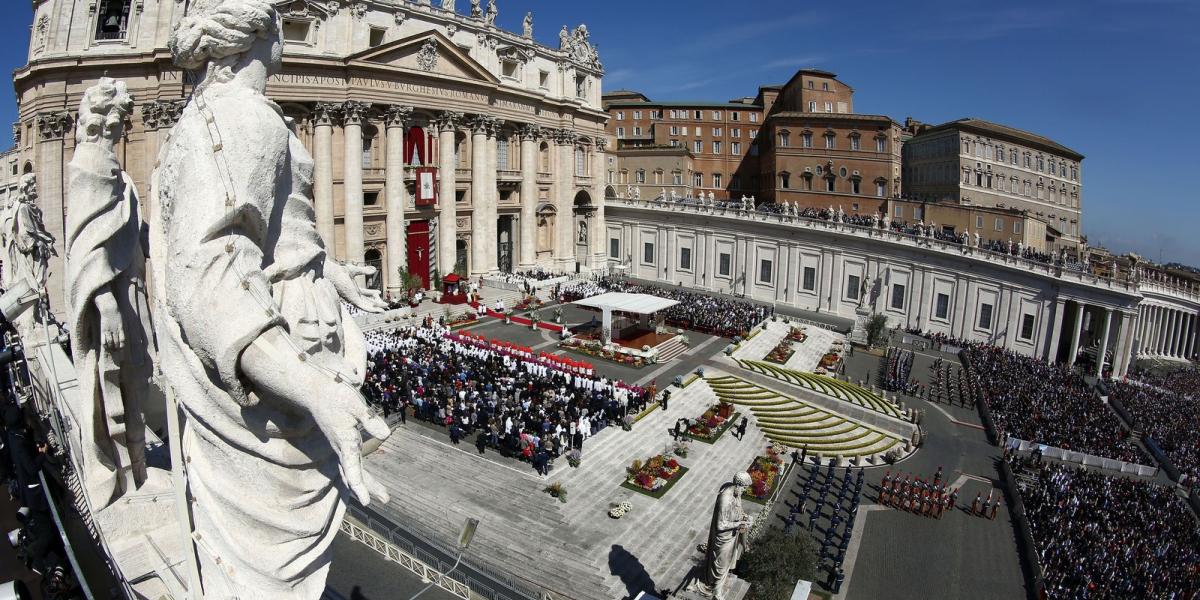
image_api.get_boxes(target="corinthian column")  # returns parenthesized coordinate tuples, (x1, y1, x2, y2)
(342, 101, 369, 274)
(518, 123, 540, 269)
(484, 119, 502, 273)
(552, 128, 576, 270)
(468, 115, 490, 276)
(384, 106, 412, 295)
(434, 111, 461, 277)
(591, 136, 607, 266)
(312, 102, 338, 251)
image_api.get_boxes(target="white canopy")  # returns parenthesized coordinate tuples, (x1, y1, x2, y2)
(572, 292, 679, 315)
(571, 293, 679, 345)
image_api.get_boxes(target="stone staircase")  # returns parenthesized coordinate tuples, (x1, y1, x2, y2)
(655, 335, 690, 362)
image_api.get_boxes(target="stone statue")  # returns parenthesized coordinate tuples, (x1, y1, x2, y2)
(707, 191, 715, 205)
(974, 232, 981, 248)
(1, 174, 57, 292)
(65, 77, 158, 511)
(559, 25, 570, 50)
(633, 186, 641, 200)
(470, 0, 482, 18)
(522, 11, 533, 38)
(670, 189, 678, 201)
(872, 213, 880, 229)
(687, 472, 754, 598)
(156, 2, 390, 597)
(883, 213, 891, 229)
(484, 0, 496, 25)
(578, 220, 588, 243)
(625, 184, 633, 199)
(836, 206, 845, 222)
(441, 0, 454, 12)
(748, 196, 756, 211)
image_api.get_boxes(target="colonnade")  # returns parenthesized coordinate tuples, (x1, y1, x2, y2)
(304, 101, 607, 294)
(1136, 303, 1198, 361)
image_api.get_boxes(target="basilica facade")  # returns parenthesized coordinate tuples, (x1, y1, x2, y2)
(16, 0, 609, 307)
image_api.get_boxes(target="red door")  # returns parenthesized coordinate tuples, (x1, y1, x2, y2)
(406, 220, 431, 289)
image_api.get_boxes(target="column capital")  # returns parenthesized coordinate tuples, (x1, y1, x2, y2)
(466, 114, 492, 134)
(432, 110, 463, 133)
(486, 118, 505, 138)
(36, 111, 73, 140)
(312, 102, 341, 126)
(141, 100, 185, 130)
(341, 100, 370, 125)
(593, 136, 608, 152)
(550, 127, 577, 146)
(517, 122, 542, 141)
(383, 105, 414, 128)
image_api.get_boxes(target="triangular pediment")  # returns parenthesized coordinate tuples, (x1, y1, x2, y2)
(347, 29, 499, 84)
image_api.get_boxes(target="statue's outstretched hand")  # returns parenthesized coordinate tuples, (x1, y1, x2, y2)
(310, 382, 391, 506)
(327, 261, 388, 313)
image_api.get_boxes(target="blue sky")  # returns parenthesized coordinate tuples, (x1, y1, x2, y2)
(3, 0, 1197, 265)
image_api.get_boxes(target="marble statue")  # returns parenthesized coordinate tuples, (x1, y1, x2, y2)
(1, 174, 57, 292)
(156, 1, 391, 597)
(625, 184, 634, 199)
(748, 196, 756, 211)
(688, 472, 754, 598)
(470, 0, 482, 19)
(559, 25, 570, 50)
(522, 11, 533, 38)
(441, 0, 454, 12)
(974, 232, 981, 248)
(883, 213, 891, 229)
(670, 190, 678, 201)
(65, 77, 157, 511)
(633, 186, 641, 200)
(578, 221, 588, 243)
(707, 191, 715, 205)
(484, 0, 496, 25)
(660, 187, 667, 201)
(836, 206, 845, 223)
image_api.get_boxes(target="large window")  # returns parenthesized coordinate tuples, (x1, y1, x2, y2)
(1020, 314, 1036, 341)
(759, 259, 773, 284)
(643, 242, 655, 264)
(680, 247, 692, 270)
(719, 253, 731, 276)
(846, 275, 861, 300)
(693, 172, 704, 187)
(978, 303, 994, 330)
(610, 238, 620, 259)
(935, 293, 950, 320)
(802, 132, 813, 148)
(891, 284, 906, 310)
(283, 19, 312, 43)
(96, 0, 132, 40)
(802, 267, 816, 291)
(712, 173, 723, 188)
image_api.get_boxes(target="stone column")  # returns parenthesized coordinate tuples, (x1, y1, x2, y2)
(312, 102, 338, 252)
(552, 128, 576, 271)
(1095, 308, 1112, 378)
(1165, 309, 1176, 356)
(384, 106, 412, 295)
(34, 111, 73, 313)
(342, 101, 369, 276)
(517, 124, 540, 269)
(1046, 299, 1065, 363)
(1114, 312, 1135, 378)
(1067, 302, 1084, 368)
(434, 112, 461, 277)
(468, 115, 490, 276)
(484, 119, 502, 273)
(1172, 310, 1185, 357)
(591, 137, 608, 267)
(1185, 313, 1197, 359)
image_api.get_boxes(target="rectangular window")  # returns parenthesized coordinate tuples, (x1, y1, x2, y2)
(731, 142, 741, 155)
(877, 182, 886, 197)
(680, 247, 692, 270)
(876, 138, 887, 153)
(759, 259, 773, 284)
(976, 215, 984, 229)
(802, 133, 812, 148)
(731, 128, 741, 138)
(633, 126, 643, 136)
(846, 275, 861, 300)
(1020, 314, 1035, 340)
(825, 135, 835, 149)
(978, 303, 994, 330)
(694, 110, 702, 120)
(369, 27, 386, 47)
(609, 238, 620, 259)
(712, 173, 723, 188)
(1014, 221, 1023, 234)
(802, 267, 816, 291)
(681, 127, 688, 136)
(616, 112, 625, 121)
(713, 141, 722, 154)
(895, 205, 903, 217)
(694, 141, 703, 153)
(994, 218, 1003, 232)
(670, 126, 680, 135)
(719, 253, 732, 276)
(713, 127, 722, 136)
(616, 127, 625, 137)
(643, 242, 655, 264)
(891, 284, 906, 310)
(935, 293, 950, 319)
(750, 113, 758, 123)
(731, 112, 740, 122)
(633, 111, 642, 120)
(850, 137, 860, 151)
(712, 111, 722, 120)
(808, 101, 817, 112)
(851, 179, 860, 194)
(282, 19, 311, 43)
(824, 102, 833, 113)
(673, 171, 683, 185)
(539, 70, 549, 89)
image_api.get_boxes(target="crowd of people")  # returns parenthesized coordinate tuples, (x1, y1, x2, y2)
(784, 459, 864, 595)
(965, 345, 1145, 464)
(1011, 455, 1200, 599)
(877, 468, 968, 520)
(879, 347, 916, 394)
(359, 320, 653, 473)
(927, 357, 973, 408)
(559, 277, 771, 339)
(1107, 367, 1200, 486)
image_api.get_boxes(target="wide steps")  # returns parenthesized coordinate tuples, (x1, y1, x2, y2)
(739, 359, 903, 418)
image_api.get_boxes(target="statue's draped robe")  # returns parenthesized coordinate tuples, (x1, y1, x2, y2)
(701, 482, 749, 594)
(150, 86, 364, 599)
(2, 198, 56, 290)
(65, 142, 154, 508)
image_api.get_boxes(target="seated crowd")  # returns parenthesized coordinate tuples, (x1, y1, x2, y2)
(1107, 367, 1200, 486)
(1010, 456, 1200, 599)
(559, 277, 771, 339)
(359, 320, 652, 472)
(966, 345, 1145, 464)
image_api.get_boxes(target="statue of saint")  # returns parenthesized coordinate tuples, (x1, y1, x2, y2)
(484, 0, 497, 25)
(559, 25, 570, 50)
(155, 1, 390, 597)
(441, 0, 454, 12)
(522, 11, 533, 38)
(65, 77, 157, 510)
(688, 472, 754, 598)
(1, 174, 57, 292)
(470, 0, 482, 19)
(578, 220, 588, 243)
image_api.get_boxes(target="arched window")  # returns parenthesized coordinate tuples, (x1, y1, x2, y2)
(653, 169, 663, 184)
(825, 174, 836, 192)
(780, 172, 790, 189)
(824, 132, 835, 149)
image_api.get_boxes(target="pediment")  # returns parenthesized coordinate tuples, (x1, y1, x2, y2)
(347, 30, 499, 84)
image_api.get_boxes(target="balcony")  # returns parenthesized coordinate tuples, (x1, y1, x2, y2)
(497, 169, 522, 181)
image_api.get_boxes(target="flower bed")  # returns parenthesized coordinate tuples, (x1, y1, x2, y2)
(742, 444, 789, 505)
(685, 402, 739, 444)
(512, 295, 544, 312)
(818, 351, 841, 370)
(785, 327, 808, 344)
(620, 455, 689, 499)
(764, 339, 795, 364)
(447, 312, 479, 329)
(560, 337, 650, 368)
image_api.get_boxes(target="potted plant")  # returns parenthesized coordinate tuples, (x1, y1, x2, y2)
(543, 482, 567, 503)
(566, 449, 582, 468)
(530, 309, 541, 330)
(554, 306, 564, 324)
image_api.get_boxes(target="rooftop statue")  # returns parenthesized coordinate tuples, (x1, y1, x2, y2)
(153, 1, 390, 596)
(1, 173, 56, 293)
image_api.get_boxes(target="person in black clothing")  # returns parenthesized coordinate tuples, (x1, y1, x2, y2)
(735, 417, 749, 440)
(660, 389, 670, 412)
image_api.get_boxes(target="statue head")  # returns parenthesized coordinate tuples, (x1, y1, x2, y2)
(170, 0, 282, 90)
(17, 174, 37, 204)
(733, 471, 752, 492)
(76, 77, 133, 147)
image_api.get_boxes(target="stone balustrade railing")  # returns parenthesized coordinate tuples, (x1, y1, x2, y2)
(609, 198, 1142, 296)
